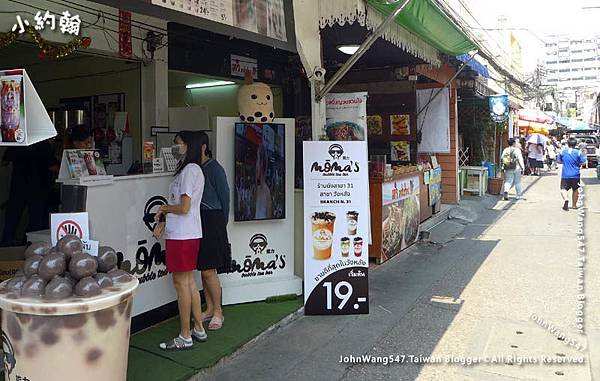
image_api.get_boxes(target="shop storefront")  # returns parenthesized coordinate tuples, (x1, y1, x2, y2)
(306, 0, 478, 264)
(0, 0, 304, 331)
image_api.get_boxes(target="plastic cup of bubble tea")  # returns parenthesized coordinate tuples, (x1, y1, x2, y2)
(353, 237, 364, 257)
(0, 277, 139, 381)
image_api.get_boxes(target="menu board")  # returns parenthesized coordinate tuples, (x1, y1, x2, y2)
(381, 176, 420, 262)
(303, 141, 369, 315)
(151, 0, 287, 41)
(322, 92, 367, 142)
(62, 149, 107, 179)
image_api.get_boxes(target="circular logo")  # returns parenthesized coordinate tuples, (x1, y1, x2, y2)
(328, 144, 344, 159)
(56, 220, 83, 242)
(14, 128, 24, 143)
(249, 233, 268, 255)
(143, 196, 168, 232)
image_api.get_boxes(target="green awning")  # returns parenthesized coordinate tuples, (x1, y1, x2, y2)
(368, 0, 477, 55)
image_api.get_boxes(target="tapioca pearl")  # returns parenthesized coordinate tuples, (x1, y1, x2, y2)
(261, 116, 268, 122)
(255, 111, 263, 117)
(38, 253, 67, 281)
(108, 269, 133, 284)
(117, 300, 128, 316)
(247, 116, 255, 122)
(63, 314, 87, 329)
(7, 314, 22, 341)
(69, 254, 98, 280)
(24, 343, 38, 358)
(23, 255, 43, 276)
(125, 302, 133, 319)
(94, 308, 116, 331)
(75, 277, 101, 297)
(45, 277, 74, 300)
(240, 114, 246, 121)
(86, 348, 103, 364)
(24, 242, 52, 258)
(269, 112, 274, 119)
(72, 329, 87, 343)
(21, 276, 46, 297)
(16, 313, 31, 325)
(94, 273, 113, 289)
(40, 329, 59, 346)
(57, 234, 83, 258)
(97, 247, 118, 273)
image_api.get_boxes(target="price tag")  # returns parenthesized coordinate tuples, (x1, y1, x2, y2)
(304, 268, 369, 314)
(153, 157, 165, 173)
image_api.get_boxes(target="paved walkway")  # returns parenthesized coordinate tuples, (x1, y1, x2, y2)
(194, 169, 600, 381)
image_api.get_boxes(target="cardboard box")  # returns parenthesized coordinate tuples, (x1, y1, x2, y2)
(0, 246, 26, 282)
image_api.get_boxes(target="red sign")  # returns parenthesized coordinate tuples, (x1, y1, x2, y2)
(119, 10, 132, 59)
(56, 219, 84, 242)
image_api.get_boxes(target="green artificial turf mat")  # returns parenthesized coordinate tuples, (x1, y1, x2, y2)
(127, 347, 196, 381)
(129, 297, 302, 370)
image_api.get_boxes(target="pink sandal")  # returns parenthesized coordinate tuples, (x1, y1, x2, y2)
(208, 316, 224, 330)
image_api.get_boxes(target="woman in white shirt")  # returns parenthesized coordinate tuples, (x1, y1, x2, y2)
(155, 131, 207, 351)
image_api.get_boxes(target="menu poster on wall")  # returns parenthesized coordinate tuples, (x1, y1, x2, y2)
(151, 0, 286, 41)
(381, 176, 420, 262)
(323, 92, 368, 142)
(303, 141, 369, 315)
(429, 167, 442, 206)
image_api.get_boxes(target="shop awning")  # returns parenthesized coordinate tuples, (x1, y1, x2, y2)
(456, 54, 489, 78)
(367, 0, 478, 55)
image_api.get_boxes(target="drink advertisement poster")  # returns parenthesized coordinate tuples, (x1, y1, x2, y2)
(0, 73, 26, 144)
(63, 149, 107, 178)
(381, 176, 420, 262)
(303, 141, 369, 315)
(323, 92, 367, 142)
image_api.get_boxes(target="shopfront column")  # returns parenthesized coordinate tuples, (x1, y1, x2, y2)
(293, 0, 326, 139)
(141, 50, 169, 143)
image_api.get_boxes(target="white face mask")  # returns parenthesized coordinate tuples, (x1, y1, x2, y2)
(172, 144, 186, 160)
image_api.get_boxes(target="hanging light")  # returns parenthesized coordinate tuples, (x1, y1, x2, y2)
(337, 44, 360, 55)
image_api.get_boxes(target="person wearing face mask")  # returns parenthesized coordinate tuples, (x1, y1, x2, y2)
(196, 131, 231, 331)
(154, 131, 207, 351)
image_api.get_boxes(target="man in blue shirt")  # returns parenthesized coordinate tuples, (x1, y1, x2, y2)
(556, 137, 586, 211)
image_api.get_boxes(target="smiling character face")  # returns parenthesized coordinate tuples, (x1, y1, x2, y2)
(238, 81, 274, 123)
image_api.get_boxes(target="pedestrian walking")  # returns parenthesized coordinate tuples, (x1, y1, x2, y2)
(545, 141, 557, 170)
(578, 141, 588, 169)
(527, 142, 544, 176)
(155, 131, 208, 350)
(501, 138, 525, 200)
(556, 137, 586, 211)
(197, 131, 231, 331)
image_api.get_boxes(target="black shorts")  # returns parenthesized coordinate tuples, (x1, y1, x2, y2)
(560, 178, 581, 191)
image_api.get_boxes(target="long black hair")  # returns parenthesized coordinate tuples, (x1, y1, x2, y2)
(175, 131, 203, 176)
(198, 131, 212, 159)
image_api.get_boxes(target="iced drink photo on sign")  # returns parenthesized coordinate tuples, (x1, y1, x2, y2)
(341, 237, 350, 257)
(311, 212, 335, 260)
(84, 152, 98, 175)
(346, 211, 359, 235)
(1, 78, 21, 142)
(353, 237, 363, 257)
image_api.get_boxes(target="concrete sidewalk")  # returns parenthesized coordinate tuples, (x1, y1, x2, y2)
(193, 169, 600, 381)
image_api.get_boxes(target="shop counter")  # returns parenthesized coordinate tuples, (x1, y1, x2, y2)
(369, 171, 421, 264)
(47, 172, 184, 318)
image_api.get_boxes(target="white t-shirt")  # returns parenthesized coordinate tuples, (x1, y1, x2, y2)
(165, 163, 205, 240)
